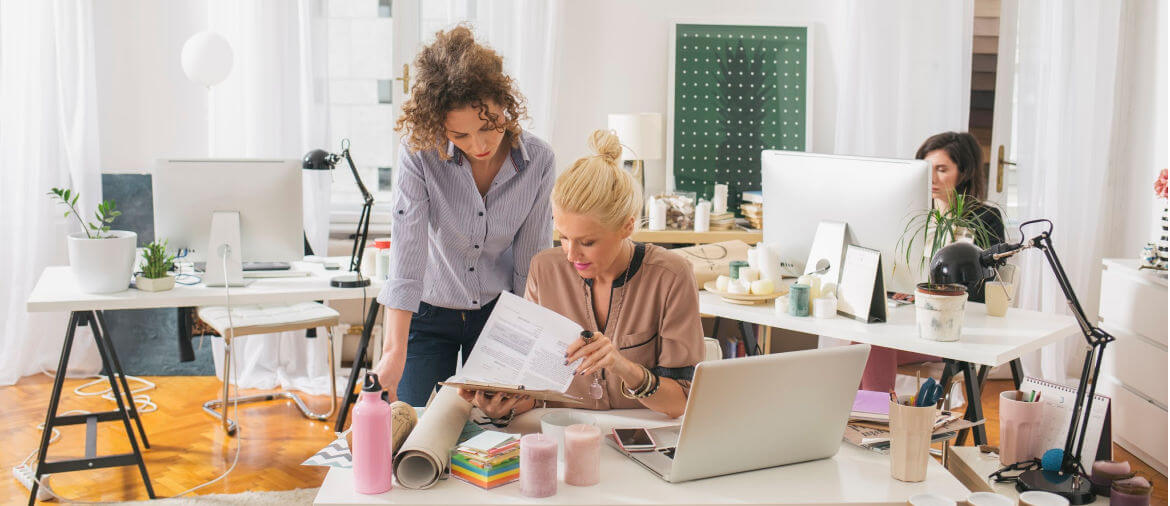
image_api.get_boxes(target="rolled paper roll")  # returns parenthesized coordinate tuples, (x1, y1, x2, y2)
(563, 424, 601, 487)
(750, 279, 774, 295)
(715, 275, 731, 292)
(740, 267, 761, 282)
(520, 433, 557, 498)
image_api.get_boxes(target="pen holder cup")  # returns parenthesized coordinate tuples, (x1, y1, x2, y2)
(889, 397, 937, 482)
(999, 390, 1045, 466)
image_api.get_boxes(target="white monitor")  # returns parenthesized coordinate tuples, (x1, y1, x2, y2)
(152, 159, 303, 265)
(761, 151, 930, 294)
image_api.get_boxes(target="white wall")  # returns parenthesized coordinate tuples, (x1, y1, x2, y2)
(1104, 0, 1168, 258)
(95, 1, 210, 171)
(548, 0, 844, 196)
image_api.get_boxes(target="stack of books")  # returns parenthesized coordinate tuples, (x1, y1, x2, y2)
(450, 431, 521, 490)
(708, 212, 736, 231)
(740, 190, 764, 229)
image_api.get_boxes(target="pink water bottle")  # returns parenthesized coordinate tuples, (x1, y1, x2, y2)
(352, 373, 394, 494)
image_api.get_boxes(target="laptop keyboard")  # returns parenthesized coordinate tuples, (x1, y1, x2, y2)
(659, 447, 676, 459)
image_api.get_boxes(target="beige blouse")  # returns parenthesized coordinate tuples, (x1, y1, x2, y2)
(524, 243, 704, 410)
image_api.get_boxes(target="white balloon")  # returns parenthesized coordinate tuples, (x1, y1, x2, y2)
(181, 31, 234, 87)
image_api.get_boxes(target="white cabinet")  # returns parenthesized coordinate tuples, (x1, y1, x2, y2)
(1097, 259, 1168, 474)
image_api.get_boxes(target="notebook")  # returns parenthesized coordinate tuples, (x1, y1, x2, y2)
(850, 390, 892, 422)
(1019, 376, 1112, 471)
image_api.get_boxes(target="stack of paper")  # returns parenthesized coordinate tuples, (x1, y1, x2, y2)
(708, 212, 736, 231)
(449, 431, 521, 489)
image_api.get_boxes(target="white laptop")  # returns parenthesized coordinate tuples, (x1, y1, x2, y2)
(612, 344, 870, 483)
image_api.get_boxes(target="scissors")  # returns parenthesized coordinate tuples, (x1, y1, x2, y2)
(914, 377, 943, 407)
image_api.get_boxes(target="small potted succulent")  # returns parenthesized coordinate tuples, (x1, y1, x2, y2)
(136, 239, 176, 292)
(48, 188, 136, 293)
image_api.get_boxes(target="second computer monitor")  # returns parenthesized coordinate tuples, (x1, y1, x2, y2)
(761, 150, 930, 294)
(152, 159, 304, 265)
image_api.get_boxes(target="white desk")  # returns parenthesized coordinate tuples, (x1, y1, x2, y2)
(315, 408, 970, 505)
(946, 446, 1108, 505)
(24, 261, 384, 504)
(699, 291, 1079, 445)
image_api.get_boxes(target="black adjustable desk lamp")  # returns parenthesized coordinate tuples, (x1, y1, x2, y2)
(303, 139, 374, 288)
(931, 219, 1113, 505)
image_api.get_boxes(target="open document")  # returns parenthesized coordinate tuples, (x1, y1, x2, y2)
(440, 292, 584, 403)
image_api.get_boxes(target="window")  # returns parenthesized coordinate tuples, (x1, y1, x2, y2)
(326, 0, 395, 213)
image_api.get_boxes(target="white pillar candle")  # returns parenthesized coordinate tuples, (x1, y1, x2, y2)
(563, 424, 601, 487)
(739, 267, 761, 282)
(649, 199, 667, 231)
(694, 201, 711, 233)
(713, 184, 728, 214)
(798, 274, 822, 300)
(814, 295, 838, 319)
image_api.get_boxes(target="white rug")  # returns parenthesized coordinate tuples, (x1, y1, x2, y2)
(99, 488, 319, 505)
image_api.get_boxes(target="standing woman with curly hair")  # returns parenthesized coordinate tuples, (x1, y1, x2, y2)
(372, 26, 555, 406)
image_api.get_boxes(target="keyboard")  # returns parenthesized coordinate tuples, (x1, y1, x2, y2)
(194, 261, 292, 272)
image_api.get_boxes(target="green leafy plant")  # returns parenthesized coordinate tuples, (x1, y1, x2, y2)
(896, 191, 998, 272)
(47, 188, 121, 239)
(141, 239, 175, 279)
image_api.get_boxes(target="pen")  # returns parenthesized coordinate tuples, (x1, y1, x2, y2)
(1034, 391, 1041, 402)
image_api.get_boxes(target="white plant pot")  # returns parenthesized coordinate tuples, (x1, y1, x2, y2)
(914, 284, 968, 342)
(67, 231, 137, 293)
(135, 273, 175, 292)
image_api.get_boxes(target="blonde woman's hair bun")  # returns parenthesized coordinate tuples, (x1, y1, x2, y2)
(589, 129, 623, 165)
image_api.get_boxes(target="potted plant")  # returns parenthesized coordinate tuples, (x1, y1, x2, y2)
(914, 283, 968, 342)
(48, 188, 136, 293)
(896, 191, 1000, 271)
(136, 239, 176, 292)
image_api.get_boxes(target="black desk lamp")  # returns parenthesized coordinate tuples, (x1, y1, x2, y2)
(930, 219, 1113, 505)
(303, 139, 373, 288)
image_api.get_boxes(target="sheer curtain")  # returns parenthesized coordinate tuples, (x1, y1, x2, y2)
(833, 0, 974, 158)
(203, 0, 337, 394)
(1012, 1, 1126, 384)
(0, 0, 105, 385)
(424, 0, 564, 141)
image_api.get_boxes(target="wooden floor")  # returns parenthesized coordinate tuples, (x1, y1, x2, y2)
(1, 375, 1165, 504)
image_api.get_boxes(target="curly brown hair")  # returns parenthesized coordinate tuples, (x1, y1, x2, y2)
(396, 25, 528, 158)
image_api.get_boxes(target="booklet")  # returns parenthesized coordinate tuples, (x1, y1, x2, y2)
(440, 292, 585, 404)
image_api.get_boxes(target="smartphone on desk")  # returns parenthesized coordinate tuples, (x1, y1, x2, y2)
(613, 428, 656, 452)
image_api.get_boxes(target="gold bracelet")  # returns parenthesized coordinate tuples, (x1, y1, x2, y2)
(621, 365, 654, 399)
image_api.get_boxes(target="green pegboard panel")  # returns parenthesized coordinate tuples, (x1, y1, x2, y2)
(670, 23, 810, 212)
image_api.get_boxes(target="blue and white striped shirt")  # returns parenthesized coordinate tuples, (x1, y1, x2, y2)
(377, 130, 555, 312)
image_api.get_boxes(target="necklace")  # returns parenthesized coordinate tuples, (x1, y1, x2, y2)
(582, 240, 636, 399)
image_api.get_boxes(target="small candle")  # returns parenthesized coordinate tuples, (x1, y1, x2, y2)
(789, 284, 811, 316)
(798, 274, 822, 300)
(563, 424, 601, 486)
(813, 295, 837, 319)
(1092, 460, 1133, 496)
(729, 260, 749, 279)
(740, 267, 761, 282)
(694, 201, 711, 233)
(649, 199, 667, 231)
(1110, 476, 1152, 506)
(520, 433, 557, 497)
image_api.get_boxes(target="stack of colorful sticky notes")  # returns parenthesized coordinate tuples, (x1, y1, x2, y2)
(450, 431, 520, 490)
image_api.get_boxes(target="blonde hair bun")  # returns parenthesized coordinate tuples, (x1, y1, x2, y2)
(552, 129, 643, 230)
(589, 129, 623, 165)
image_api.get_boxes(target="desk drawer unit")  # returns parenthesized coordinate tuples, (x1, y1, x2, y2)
(1097, 259, 1168, 473)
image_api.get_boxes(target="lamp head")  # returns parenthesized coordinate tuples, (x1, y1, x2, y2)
(302, 149, 337, 171)
(929, 241, 992, 294)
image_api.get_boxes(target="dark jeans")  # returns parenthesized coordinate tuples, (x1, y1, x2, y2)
(397, 297, 498, 406)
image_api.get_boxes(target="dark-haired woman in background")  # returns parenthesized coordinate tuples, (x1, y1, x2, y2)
(859, 131, 1005, 393)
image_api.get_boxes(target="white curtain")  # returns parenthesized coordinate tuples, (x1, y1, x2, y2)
(424, 0, 564, 141)
(1012, 0, 1130, 385)
(0, 0, 105, 385)
(202, 0, 337, 394)
(833, 0, 974, 158)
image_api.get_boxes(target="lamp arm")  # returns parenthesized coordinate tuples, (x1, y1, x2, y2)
(1028, 231, 1115, 475)
(341, 148, 374, 274)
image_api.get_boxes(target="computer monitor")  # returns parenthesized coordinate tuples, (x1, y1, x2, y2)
(761, 151, 930, 294)
(152, 159, 303, 267)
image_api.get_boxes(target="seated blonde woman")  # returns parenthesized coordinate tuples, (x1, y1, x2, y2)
(459, 129, 704, 422)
